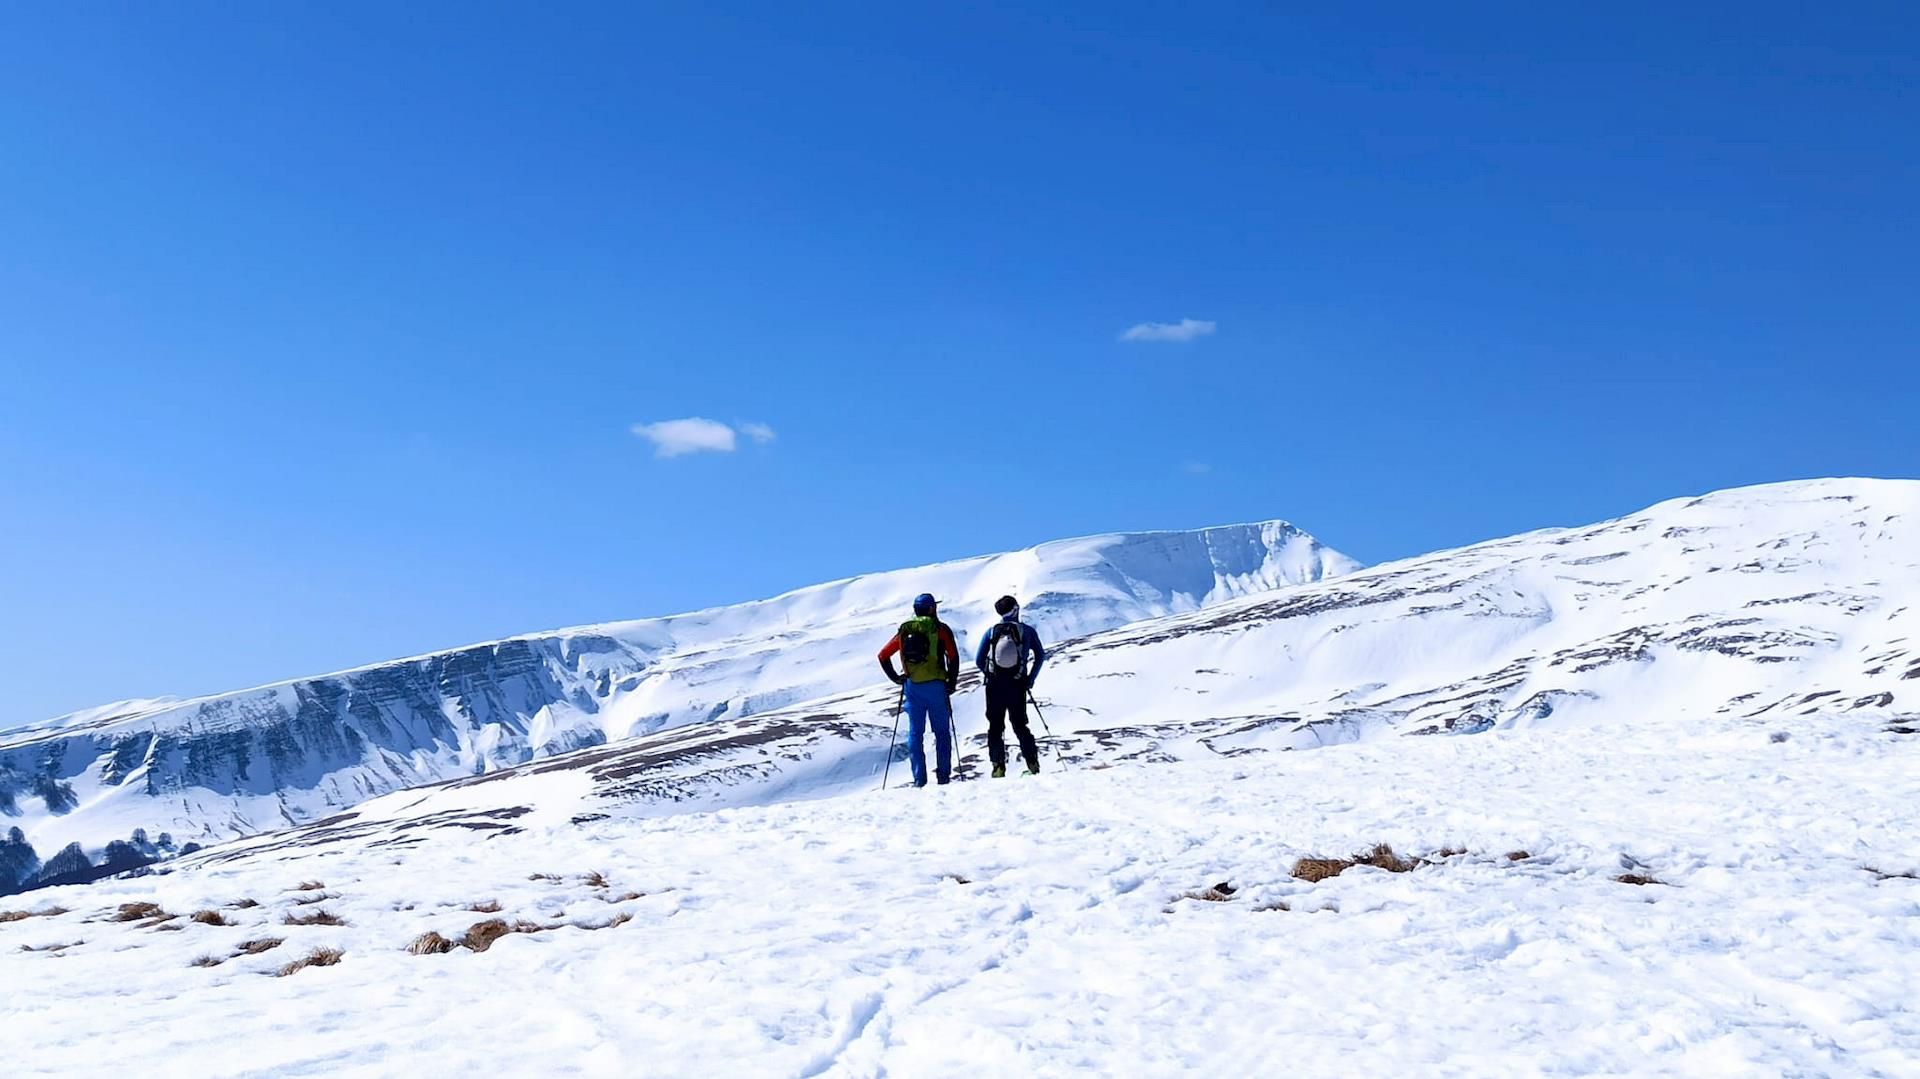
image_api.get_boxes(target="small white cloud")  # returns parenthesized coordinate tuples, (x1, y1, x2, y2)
(739, 422, 777, 445)
(630, 417, 739, 458)
(1120, 318, 1217, 343)
(1183, 461, 1212, 476)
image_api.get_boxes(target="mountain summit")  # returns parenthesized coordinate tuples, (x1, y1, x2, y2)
(0, 518, 1355, 888)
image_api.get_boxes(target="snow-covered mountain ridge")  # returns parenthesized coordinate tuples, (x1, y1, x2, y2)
(257, 476, 1916, 843)
(0, 519, 1354, 891)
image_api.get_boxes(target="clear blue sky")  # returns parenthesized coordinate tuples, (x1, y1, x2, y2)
(3, 3, 1916, 723)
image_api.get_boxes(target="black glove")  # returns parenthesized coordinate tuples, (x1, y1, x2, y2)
(880, 657, 906, 686)
(944, 676, 958, 696)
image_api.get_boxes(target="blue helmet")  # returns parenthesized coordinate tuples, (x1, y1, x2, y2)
(912, 593, 937, 616)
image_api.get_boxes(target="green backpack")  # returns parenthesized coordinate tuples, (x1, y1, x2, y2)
(898, 616, 947, 683)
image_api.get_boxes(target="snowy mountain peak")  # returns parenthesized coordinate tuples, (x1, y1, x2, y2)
(0, 516, 1355, 891)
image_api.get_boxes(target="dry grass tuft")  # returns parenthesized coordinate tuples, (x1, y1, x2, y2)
(18, 940, 79, 953)
(227, 898, 261, 910)
(111, 902, 167, 922)
(608, 891, 645, 903)
(1433, 847, 1468, 859)
(1, 911, 31, 923)
(1291, 857, 1355, 883)
(460, 918, 546, 952)
(191, 954, 222, 968)
(276, 947, 344, 977)
(190, 910, 231, 927)
(154, 923, 184, 932)
(1614, 873, 1664, 886)
(406, 931, 455, 955)
(466, 900, 503, 913)
(237, 937, 283, 955)
(291, 892, 335, 906)
(461, 918, 515, 953)
(282, 909, 347, 927)
(582, 871, 609, 889)
(294, 881, 326, 891)
(1506, 850, 1532, 862)
(1293, 844, 1419, 883)
(1354, 844, 1417, 873)
(528, 873, 563, 883)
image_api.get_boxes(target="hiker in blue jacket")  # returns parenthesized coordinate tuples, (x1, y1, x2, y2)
(974, 595, 1047, 777)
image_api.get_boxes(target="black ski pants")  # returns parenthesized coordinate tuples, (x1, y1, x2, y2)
(984, 675, 1039, 771)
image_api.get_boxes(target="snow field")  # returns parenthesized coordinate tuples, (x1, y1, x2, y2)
(3, 706, 1915, 1077)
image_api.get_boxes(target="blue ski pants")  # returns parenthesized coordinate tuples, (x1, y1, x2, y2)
(903, 678, 953, 787)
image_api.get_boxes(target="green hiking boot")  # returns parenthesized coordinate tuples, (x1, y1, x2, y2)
(991, 764, 1006, 779)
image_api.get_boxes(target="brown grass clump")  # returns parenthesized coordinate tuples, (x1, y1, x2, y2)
(237, 937, 283, 955)
(18, 940, 78, 953)
(1354, 844, 1417, 873)
(1506, 851, 1532, 862)
(111, 902, 167, 922)
(608, 891, 645, 903)
(282, 909, 347, 927)
(190, 910, 231, 927)
(1, 911, 31, 923)
(291, 892, 335, 906)
(582, 871, 609, 889)
(407, 931, 455, 955)
(528, 873, 563, 883)
(466, 900, 503, 913)
(276, 947, 344, 977)
(460, 918, 545, 953)
(227, 898, 261, 910)
(1614, 873, 1664, 886)
(294, 881, 325, 891)
(1292, 844, 1418, 883)
(191, 954, 222, 968)
(1291, 857, 1355, 883)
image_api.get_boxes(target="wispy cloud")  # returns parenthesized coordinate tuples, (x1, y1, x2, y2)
(1120, 318, 1217, 343)
(630, 417, 777, 458)
(1182, 461, 1212, 476)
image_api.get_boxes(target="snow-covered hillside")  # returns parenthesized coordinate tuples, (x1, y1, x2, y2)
(0, 520, 1354, 891)
(3, 683, 1912, 1075)
(3, 478, 1916, 1075)
(236, 477, 1916, 839)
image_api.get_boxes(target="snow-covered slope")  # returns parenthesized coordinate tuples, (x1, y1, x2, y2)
(4, 478, 1917, 1075)
(0, 520, 1354, 886)
(260, 477, 1917, 837)
(4, 659, 1914, 1076)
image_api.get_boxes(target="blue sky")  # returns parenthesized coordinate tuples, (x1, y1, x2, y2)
(2, 3, 1916, 723)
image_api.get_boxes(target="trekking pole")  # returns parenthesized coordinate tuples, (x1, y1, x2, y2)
(881, 681, 906, 790)
(1027, 688, 1068, 770)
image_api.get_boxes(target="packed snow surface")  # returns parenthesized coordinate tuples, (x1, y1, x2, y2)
(2, 706, 1914, 1077)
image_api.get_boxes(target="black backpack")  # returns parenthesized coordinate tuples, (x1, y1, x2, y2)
(899, 619, 935, 667)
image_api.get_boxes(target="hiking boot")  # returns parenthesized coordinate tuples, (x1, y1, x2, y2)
(991, 764, 1006, 779)
(1024, 757, 1040, 775)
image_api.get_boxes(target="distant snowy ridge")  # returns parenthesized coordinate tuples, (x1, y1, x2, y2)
(264, 477, 1918, 843)
(0, 519, 1354, 891)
